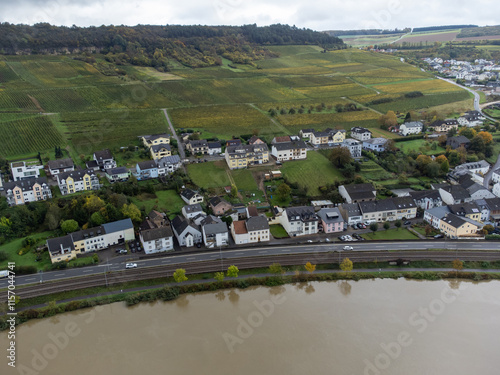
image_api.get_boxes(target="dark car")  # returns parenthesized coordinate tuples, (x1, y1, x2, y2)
(357, 223, 366, 229)
(404, 221, 411, 225)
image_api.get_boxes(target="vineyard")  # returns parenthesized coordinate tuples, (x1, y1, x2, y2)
(0, 115, 63, 157)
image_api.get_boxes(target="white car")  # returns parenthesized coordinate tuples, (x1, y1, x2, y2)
(125, 263, 138, 269)
(343, 245, 353, 251)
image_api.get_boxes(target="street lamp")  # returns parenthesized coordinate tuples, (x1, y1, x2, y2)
(39, 269, 43, 283)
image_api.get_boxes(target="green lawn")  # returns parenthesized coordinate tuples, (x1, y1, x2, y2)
(280, 151, 344, 196)
(270, 224, 289, 238)
(0, 231, 54, 271)
(130, 189, 185, 218)
(397, 139, 446, 155)
(231, 169, 258, 191)
(187, 161, 231, 188)
(361, 228, 419, 240)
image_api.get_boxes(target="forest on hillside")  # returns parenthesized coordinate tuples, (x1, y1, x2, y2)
(0, 23, 345, 70)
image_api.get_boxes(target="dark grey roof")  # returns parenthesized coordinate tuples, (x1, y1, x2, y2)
(392, 196, 417, 209)
(102, 218, 133, 233)
(317, 208, 343, 223)
(94, 149, 113, 161)
(4, 177, 49, 192)
(188, 139, 209, 148)
(71, 226, 105, 242)
(86, 160, 99, 169)
(209, 196, 222, 206)
(150, 143, 171, 153)
(458, 174, 476, 189)
(425, 206, 450, 219)
(440, 185, 471, 200)
(272, 141, 307, 151)
(47, 235, 74, 255)
(143, 133, 170, 142)
(285, 206, 318, 222)
(441, 214, 468, 228)
(137, 160, 156, 170)
(351, 127, 371, 134)
(203, 222, 228, 235)
(313, 131, 330, 137)
(106, 167, 129, 175)
(341, 203, 361, 216)
(343, 183, 376, 201)
(401, 121, 423, 129)
(141, 226, 173, 242)
(246, 215, 269, 231)
(226, 143, 268, 155)
(484, 197, 500, 211)
(157, 155, 181, 167)
(183, 203, 203, 213)
(208, 141, 222, 149)
(171, 215, 200, 235)
(226, 139, 242, 146)
(181, 188, 199, 200)
(409, 190, 441, 201)
(48, 158, 74, 170)
(359, 199, 397, 214)
(201, 215, 222, 226)
(57, 168, 97, 182)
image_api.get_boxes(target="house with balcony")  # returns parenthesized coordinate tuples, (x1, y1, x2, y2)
(339, 203, 363, 225)
(359, 197, 417, 223)
(280, 206, 318, 237)
(271, 141, 307, 162)
(105, 167, 130, 183)
(142, 133, 170, 148)
(136, 160, 158, 180)
(209, 196, 233, 216)
(458, 111, 484, 127)
(424, 206, 451, 230)
(350, 127, 372, 141)
(186, 139, 209, 155)
(47, 235, 77, 263)
(182, 203, 204, 219)
(150, 143, 171, 160)
(208, 142, 222, 155)
(439, 214, 483, 239)
(399, 121, 423, 136)
(362, 137, 388, 152)
(438, 185, 472, 205)
(4, 177, 52, 206)
(47, 158, 74, 176)
(340, 139, 362, 158)
(430, 119, 459, 133)
(225, 144, 269, 170)
(171, 215, 202, 247)
(202, 222, 229, 248)
(140, 226, 174, 254)
(56, 169, 100, 196)
(409, 190, 443, 210)
(180, 188, 204, 205)
(157, 155, 182, 175)
(10, 161, 44, 181)
(93, 149, 117, 171)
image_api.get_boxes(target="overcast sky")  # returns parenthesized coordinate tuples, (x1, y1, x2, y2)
(0, 0, 497, 31)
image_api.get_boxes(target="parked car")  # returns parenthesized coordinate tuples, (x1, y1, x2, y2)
(118, 249, 127, 254)
(307, 240, 313, 243)
(434, 234, 444, 239)
(125, 263, 137, 269)
(325, 238, 331, 242)
(352, 233, 363, 240)
(343, 245, 353, 251)
(404, 221, 411, 225)
(357, 223, 366, 229)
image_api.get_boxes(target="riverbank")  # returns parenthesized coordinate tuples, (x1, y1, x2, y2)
(2, 266, 500, 331)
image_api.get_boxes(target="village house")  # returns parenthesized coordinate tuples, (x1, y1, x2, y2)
(430, 119, 459, 133)
(47, 158, 75, 176)
(340, 139, 362, 158)
(271, 141, 307, 162)
(225, 143, 269, 170)
(458, 111, 484, 127)
(4, 177, 52, 206)
(150, 143, 172, 160)
(226, 139, 242, 147)
(135, 160, 158, 180)
(439, 214, 483, 239)
(46, 218, 134, 263)
(350, 127, 372, 141)
(424, 206, 451, 230)
(280, 206, 319, 237)
(140, 226, 174, 254)
(156, 155, 182, 174)
(492, 169, 500, 184)
(171, 215, 202, 247)
(447, 202, 482, 222)
(438, 185, 472, 205)
(208, 142, 222, 155)
(182, 203, 204, 220)
(317, 207, 344, 233)
(10, 161, 44, 181)
(231, 215, 270, 244)
(358, 197, 417, 223)
(180, 188, 204, 205)
(57, 169, 100, 196)
(208, 196, 233, 216)
(105, 167, 130, 183)
(446, 136, 470, 150)
(299, 128, 314, 139)
(362, 137, 388, 152)
(271, 135, 291, 144)
(339, 203, 363, 225)
(409, 190, 443, 210)
(186, 139, 209, 155)
(202, 222, 229, 248)
(339, 183, 377, 203)
(93, 149, 117, 171)
(248, 136, 265, 145)
(399, 121, 423, 136)
(142, 133, 170, 148)
(484, 197, 500, 225)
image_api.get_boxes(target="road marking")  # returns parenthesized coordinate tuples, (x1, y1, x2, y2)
(281, 249, 290, 252)
(210, 255, 219, 258)
(187, 257, 196, 260)
(161, 260, 171, 263)
(83, 269, 94, 273)
(258, 251, 268, 254)
(55, 273, 66, 277)
(25, 278, 35, 282)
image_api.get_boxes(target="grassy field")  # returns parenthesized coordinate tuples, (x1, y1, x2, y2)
(129, 189, 185, 218)
(358, 159, 393, 180)
(187, 161, 231, 188)
(280, 151, 344, 196)
(361, 228, 419, 240)
(397, 139, 446, 155)
(0, 231, 54, 271)
(269, 224, 289, 238)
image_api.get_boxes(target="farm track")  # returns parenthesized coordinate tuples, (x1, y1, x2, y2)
(4, 251, 500, 302)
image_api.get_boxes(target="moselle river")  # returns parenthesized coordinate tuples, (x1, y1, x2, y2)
(1, 279, 500, 375)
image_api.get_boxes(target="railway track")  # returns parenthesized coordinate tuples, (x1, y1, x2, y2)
(3, 250, 500, 302)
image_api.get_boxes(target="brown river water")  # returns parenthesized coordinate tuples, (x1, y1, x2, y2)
(1, 279, 500, 375)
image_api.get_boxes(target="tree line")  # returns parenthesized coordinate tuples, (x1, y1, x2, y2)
(0, 23, 345, 70)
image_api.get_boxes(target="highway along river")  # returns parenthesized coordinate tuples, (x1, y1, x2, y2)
(2, 279, 500, 375)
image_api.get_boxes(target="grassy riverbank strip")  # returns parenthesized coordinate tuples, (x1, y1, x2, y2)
(2, 264, 500, 330)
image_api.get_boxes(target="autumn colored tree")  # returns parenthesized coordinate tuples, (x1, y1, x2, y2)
(435, 155, 448, 164)
(477, 131, 493, 144)
(378, 110, 398, 129)
(329, 147, 353, 168)
(173, 268, 188, 283)
(437, 134, 447, 147)
(121, 203, 142, 223)
(458, 127, 476, 139)
(340, 257, 353, 274)
(452, 259, 463, 277)
(304, 262, 316, 273)
(227, 265, 239, 278)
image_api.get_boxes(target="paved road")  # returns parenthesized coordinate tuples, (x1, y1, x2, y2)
(162, 108, 185, 160)
(436, 76, 497, 122)
(2, 241, 499, 288)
